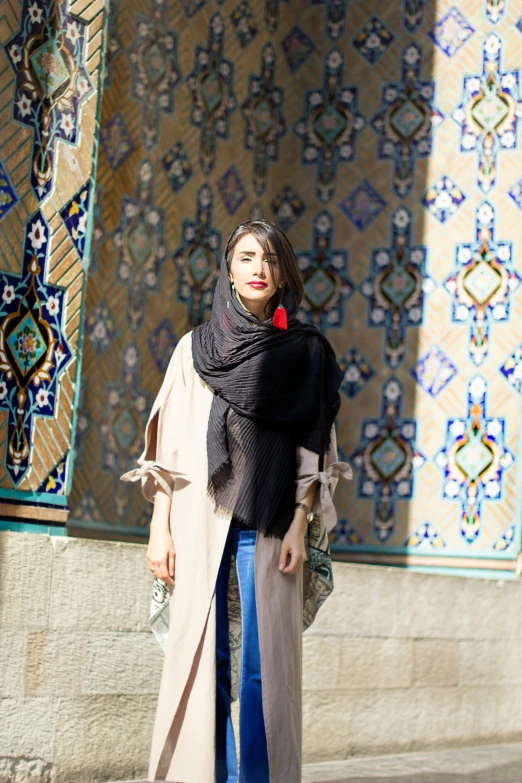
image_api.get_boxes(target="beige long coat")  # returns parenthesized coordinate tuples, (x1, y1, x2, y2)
(121, 330, 351, 783)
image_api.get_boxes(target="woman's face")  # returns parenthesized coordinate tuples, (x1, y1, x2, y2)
(229, 233, 283, 318)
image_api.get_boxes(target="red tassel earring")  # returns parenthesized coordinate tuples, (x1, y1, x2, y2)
(272, 286, 287, 330)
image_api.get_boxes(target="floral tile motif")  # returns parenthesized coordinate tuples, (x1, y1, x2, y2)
(4, 0, 94, 202)
(181, 0, 207, 17)
(114, 160, 167, 333)
(85, 301, 118, 357)
(340, 180, 386, 231)
(422, 175, 465, 223)
(69, 490, 103, 523)
(128, 0, 181, 151)
(242, 43, 285, 196)
(313, 0, 352, 40)
(508, 178, 522, 211)
(329, 518, 363, 546)
(280, 26, 315, 74)
(100, 113, 134, 171)
(173, 184, 221, 327)
(352, 16, 394, 64)
(500, 344, 522, 393)
(60, 183, 91, 267)
(412, 346, 457, 397)
(38, 455, 68, 495)
(230, 0, 258, 47)
(217, 165, 247, 215)
(294, 49, 365, 203)
(451, 34, 521, 194)
(162, 141, 192, 194)
(351, 378, 424, 542)
(435, 375, 513, 545)
(264, 0, 290, 35)
(338, 347, 373, 398)
(187, 13, 237, 175)
(402, 0, 425, 33)
(361, 207, 427, 368)
(445, 201, 520, 366)
(429, 7, 474, 58)
(0, 161, 18, 225)
(493, 525, 514, 551)
(404, 522, 446, 549)
(73, 375, 91, 469)
(0, 159, 17, 222)
(371, 43, 444, 197)
(271, 185, 306, 232)
(147, 318, 178, 373)
(100, 342, 151, 521)
(486, 0, 505, 23)
(295, 211, 353, 331)
(0, 211, 72, 485)
(104, 0, 123, 87)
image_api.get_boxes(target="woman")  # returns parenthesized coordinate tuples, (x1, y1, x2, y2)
(121, 219, 351, 783)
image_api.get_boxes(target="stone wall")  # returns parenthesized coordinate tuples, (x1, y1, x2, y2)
(1, 531, 522, 782)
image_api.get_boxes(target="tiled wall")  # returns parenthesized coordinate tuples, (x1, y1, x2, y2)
(67, 0, 522, 572)
(0, 0, 105, 526)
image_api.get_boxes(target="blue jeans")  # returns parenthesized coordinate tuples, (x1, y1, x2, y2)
(215, 527, 270, 783)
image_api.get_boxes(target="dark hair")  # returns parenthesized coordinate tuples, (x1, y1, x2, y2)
(224, 219, 304, 319)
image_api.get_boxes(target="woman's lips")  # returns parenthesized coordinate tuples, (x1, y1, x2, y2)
(248, 282, 267, 288)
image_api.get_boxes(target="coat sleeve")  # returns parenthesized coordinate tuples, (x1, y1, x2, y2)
(120, 336, 190, 503)
(295, 423, 352, 533)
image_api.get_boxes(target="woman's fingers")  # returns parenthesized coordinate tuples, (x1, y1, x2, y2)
(280, 548, 304, 575)
(278, 541, 290, 571)
(157, 558, 175, 586)
(167, 549, 176, 581)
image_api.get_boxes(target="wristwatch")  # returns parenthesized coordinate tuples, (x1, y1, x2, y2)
(294, 501, 313, 522)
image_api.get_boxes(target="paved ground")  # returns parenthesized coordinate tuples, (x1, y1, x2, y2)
(301, 743, 522, 782)
(108, 742, 522, 782)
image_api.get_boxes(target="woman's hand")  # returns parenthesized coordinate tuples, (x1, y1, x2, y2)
(278, 514, 307, 575)
(146, 487, 175, 586)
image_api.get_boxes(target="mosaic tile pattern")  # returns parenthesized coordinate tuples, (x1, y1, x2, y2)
(361, 207, 426, 368)
(65, 0, 522, 568)
(435, 375, 513, 545)
(371, 43, 443, 197)
(444, 201, 520, 366)
(0, 159, 18, 221)
(452, 34, 521, 193)
(294, 49, 365, 203)
(4, 0, 95, 202)
(340, 180, 386, 231)
(352, 17, 394, 64)
(295, 210, 353, 331)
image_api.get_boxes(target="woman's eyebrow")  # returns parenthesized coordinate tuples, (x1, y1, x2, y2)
(238, 250, 277, 257)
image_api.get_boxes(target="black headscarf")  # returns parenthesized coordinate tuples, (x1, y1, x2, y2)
(191, 232, 343, 539)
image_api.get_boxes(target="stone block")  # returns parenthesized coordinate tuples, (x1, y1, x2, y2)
(83, 633, 163, 694)
(459, 640, 522, 686)
(0, 757, 52, 783)
(314, 564, 398, 638)
(53, 695, 156, 783)
(302, 691, 352, 763)
(24, 632, 85, 696)
(48, 537, 151, 632)
(0, 533, 53, 630)
(0, 633, 27, 697)
(338, 637, 412, 689)
(0, 698, 57, 760)
(303, 635, 341, 691)
(413, 639, 459, 687)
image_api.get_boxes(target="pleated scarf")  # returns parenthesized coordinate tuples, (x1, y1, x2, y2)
(191, 243, 343, 539)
